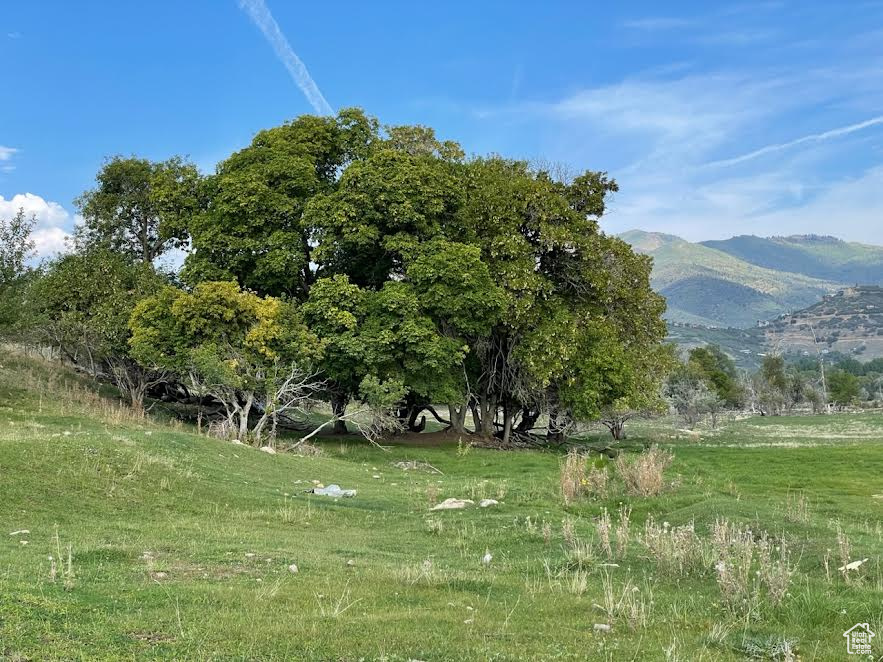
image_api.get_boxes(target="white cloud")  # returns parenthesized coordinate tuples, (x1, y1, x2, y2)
(0, 193, 73, 258)
(0, 145, 18, 161)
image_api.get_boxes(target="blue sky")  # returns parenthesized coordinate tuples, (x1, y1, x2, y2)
(3, 1, 883, 256)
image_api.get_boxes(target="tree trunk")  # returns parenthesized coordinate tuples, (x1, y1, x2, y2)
(448, 403, 468, 434)
(501, 404, 513, 446)
(515, 407, 540, 434)
(479, 394, 496, 438)
(331, 391, 349, 434)
(239, 393, 254, 444)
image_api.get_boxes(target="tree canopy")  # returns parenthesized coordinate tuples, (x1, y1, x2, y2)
(18, 108, 670, 445)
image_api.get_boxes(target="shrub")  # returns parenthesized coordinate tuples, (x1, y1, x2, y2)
(614, 446, 674, 497)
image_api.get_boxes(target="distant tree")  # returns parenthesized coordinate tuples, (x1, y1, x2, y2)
(686, 345, 744, 407)
(0, 208, 35, 285)
(665, 366, 721, 429)
(598, 344, 676, 440)
(828, 370, 860, 409)
(75, 156, 202, 263)
(0, 208, 36, 340)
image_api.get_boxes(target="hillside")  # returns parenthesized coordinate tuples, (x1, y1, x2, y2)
(3, 353, 883, 660)
(764, 285, 883, 359)
(702, 235, 883, 284)
(619, 230, 840, 328)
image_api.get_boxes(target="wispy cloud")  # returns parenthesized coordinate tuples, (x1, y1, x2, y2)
(622, 17, 695, 31)
(708, 115, 883, 168)
(6, 31, 22, 39)
(237, 0, 333, 115)
(0, 145, 18, 161)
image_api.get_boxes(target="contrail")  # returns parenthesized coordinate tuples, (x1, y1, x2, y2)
(237, 0, 334, 115)
(709, 115, 883, 167)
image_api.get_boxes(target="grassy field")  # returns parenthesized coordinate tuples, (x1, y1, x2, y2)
(2, 354, 883, 660)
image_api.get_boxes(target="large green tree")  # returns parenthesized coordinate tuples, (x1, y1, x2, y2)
(76, 156, 202, 263)
(181, 109, 377, 297)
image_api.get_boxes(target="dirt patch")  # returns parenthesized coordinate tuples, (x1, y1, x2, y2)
(130, 631, 175, 644)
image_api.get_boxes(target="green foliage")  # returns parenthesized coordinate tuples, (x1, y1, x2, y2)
(0, 208, 36, 339)
(75, 156, 201, 263)
(828, 369, 860, 407)
(181, 109, 378, 297)
(129, 281, 323, 440)
(687, 345, 744, 407)
(32, 248, 165, 364)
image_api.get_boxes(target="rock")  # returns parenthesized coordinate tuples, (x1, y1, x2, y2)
(259, 446, 277, 455)
(151, 571, 168, 580)
(430, 498, 474, 511)
(593, 623, 611, 632)
(245, 553, 256, 559)
(287, 563, 299, 574)
(311, 484, 356, 498)
(346, 559, 355, 567)
(478, 499, 499, 508)
(231, 439, 244, 445)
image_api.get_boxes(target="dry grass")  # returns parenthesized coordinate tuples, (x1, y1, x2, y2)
(560, 449, 587, 505)
(614, 446, 674, 497)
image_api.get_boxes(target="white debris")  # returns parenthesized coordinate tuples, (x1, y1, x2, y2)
(481, 550, 493, 565)
(288, 563, 299, 574)
(346, 559, 355, 567)
(9, 530, 29, 536)
(259, 446, 277, 455)
(312, 484, 356, 498)
(593, 623, 612, 632)
(838, 558, 869, 572)
(430, 498, 474, 511)
(478, 499, 499, 508)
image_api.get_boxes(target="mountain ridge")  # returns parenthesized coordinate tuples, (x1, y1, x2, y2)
(618, 230, 883, 329)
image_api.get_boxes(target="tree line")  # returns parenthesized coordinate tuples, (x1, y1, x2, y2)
(0, 109, 670, 447)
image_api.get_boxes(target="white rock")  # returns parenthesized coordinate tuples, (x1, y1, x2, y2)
(231, 439, 244, 445)
(288, 563, 299, 574)
(478, 499, 499, 508)
(430, 498, 474, 511)
(346, 559, 355, 567)
(259, 446, 277, 455)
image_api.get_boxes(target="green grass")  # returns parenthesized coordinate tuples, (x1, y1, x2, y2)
(2, 354, 883, 660)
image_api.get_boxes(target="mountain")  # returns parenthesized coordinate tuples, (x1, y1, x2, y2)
(701, 235, 883, 284)
(763, 285, 883, 359)
(618, 230, 840, 328)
